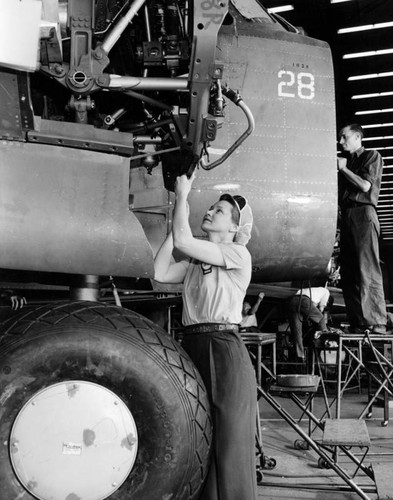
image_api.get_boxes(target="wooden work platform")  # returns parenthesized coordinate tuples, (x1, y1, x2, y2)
(322, 418, 370, 447)
(241, 331, 276, 384)
(258, 389, 393, 500)
(373, 463, 393, 500)
(313, 330, 393, 422)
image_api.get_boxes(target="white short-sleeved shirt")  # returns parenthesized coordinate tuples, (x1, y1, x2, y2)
(295, 287, 330, 310)
(182, 243, 252, 326)
(240, 314, 258, 328)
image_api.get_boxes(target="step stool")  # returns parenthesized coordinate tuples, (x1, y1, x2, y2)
(259, 386, 374, 499)
(322, 418, 370, 478)
(372, 463, 393, 500)
(241, 332, 276, 384)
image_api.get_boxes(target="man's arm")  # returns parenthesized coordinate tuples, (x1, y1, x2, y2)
(249, 292, 265, 315)
(337, 158, 371, 193)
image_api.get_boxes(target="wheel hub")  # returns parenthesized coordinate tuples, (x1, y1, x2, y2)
(10, 381, 138, 500)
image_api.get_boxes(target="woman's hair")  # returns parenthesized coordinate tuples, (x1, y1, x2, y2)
(219, 193, 253, 245)
(230, 205, 240, 225)
(219, 194, 246, 224)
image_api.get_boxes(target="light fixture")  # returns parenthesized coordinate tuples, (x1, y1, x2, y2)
(362, 136, 393, 141)
(355, 108, 393, 115)
(267, 5, 294, 13)
(338, 21, 393, 34)
(363, 123, 393, 129)
(331, 0, 352, 4)
(352, 91, 393, 100)
(348, 71, 393, 81)
(343, 48, 393, 59)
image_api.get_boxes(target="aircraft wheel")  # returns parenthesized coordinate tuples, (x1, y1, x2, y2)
(0, 301, 212, 500)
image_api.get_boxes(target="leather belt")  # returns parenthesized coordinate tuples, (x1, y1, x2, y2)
(183, 323, 240, 334)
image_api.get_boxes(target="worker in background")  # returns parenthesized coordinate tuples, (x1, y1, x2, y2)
(240, 291, 265, 331)
(154, 173, 258, 500)
(338, 123, 387, 334)
(286, 287, 331, 363)
(0, 290, 26, 310)
(0, 290, 27, 322)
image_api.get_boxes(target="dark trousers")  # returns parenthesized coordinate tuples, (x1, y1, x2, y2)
(340, 206, 386, 327)
(181, 330, 257, 500)
(287, 295, 326, 358)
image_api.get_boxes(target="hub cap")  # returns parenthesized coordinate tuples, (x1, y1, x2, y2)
(10, 381, 138, 500)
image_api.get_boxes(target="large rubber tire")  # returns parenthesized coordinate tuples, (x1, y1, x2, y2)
(0, 301, 212, 500)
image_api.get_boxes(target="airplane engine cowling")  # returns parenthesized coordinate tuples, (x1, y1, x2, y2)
(187, 8, 337, 282)
(0, 141, 154, 278)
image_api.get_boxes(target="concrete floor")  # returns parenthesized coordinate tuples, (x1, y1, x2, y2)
(257, 390, 393, 499)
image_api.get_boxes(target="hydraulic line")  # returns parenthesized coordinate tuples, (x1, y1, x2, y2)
(200, 87, 255, 170)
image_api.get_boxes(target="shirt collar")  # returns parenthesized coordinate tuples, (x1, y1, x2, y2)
(352, 146, 364, 158)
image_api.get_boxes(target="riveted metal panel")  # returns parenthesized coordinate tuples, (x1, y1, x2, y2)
(0, 141, 153, 277)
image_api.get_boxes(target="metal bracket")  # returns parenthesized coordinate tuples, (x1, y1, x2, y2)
(185, 1, 228, 155)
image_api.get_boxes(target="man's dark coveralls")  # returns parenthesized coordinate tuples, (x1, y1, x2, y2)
(338, 147, 386, 329)
(287, 288, 329, 359)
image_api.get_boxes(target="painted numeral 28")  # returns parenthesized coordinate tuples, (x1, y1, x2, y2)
(278, 70, 315, 100)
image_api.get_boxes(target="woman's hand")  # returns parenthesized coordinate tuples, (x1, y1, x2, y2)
(175, 172, 196, 198)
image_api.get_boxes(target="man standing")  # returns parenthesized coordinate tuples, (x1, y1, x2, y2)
(338, 123, 387, 334)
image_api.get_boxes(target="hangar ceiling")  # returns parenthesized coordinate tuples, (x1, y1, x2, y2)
(261, 0, 393, 246)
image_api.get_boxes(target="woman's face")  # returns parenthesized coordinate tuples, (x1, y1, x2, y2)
(201, 200, 237, 235)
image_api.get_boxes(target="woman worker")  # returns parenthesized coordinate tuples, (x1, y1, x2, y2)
(154, 173, 257, 500)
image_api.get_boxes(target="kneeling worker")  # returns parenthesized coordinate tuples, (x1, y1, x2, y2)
(240, 292, 265, 331)
(287, 287, 331, 363)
